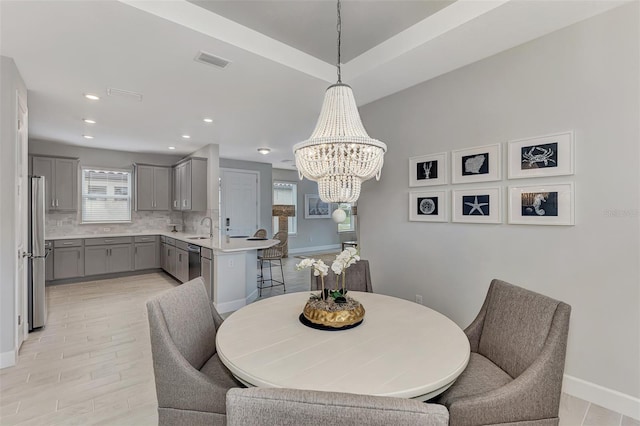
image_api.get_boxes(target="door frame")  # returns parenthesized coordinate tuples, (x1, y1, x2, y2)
(15, 90, 28, 349)
(220, 168, 260, 236)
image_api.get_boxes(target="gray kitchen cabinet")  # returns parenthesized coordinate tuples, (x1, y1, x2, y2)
(45, 240, 53, 282)
(53, 240, 84, 280)
(162, 241, 177, 277)
(32, 156, 78, 211)
(175, 247, 189, 283)
(135, 238, 160, 270)
(201, 247, 213, 301)
(172, 158, 207, 212)
(135, 165, 170, 211)
(84, 237, 133, 276)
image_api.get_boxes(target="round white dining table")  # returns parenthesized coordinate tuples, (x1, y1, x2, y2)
(216, 291, 470, 401)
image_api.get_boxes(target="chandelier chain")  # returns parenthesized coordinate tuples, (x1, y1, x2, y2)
(337, 0, 342, 83)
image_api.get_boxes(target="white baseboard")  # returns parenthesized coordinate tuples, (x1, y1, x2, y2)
(245, 289, 259, 305)
(289, 244, 341, 255)
(563, 374, 640, 420)
(214, 298, 248, 314)
(0, 349, 16, 369)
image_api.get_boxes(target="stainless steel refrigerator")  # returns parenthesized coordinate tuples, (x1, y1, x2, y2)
(28, 176, 47, 331)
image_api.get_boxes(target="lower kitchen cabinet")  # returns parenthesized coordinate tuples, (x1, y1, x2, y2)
(84, 244, 133, 276)
(53, 247, 84, 280)
(45, 240, 54, 282)
(175, 247, 189, 283)
(201, 247, 213, 301)
(134, 236, 160, 270)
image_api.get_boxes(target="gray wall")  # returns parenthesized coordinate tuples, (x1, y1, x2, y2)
(358, 4, 639, 400)
(272, 168, 344, 252)
(220, 158, 273, 236)
(0, 56, 27, 360)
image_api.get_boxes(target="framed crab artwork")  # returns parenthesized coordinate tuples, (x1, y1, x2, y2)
(508, 131, 574, 179)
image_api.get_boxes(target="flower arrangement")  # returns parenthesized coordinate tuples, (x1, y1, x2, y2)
(296, 247, 360, 303)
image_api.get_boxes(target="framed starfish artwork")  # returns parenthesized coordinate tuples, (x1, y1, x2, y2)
(508, 183, 575, 225)
(451, 143, 501, 184)
(507, 131, 574, 179)
(452, 188, 502, 224)
(409, 190, 448, 222)
(409, 152, 447, 187)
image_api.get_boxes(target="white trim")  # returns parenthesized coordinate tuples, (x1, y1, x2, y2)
(245, 288, 259, 305)
(563, 374, 640, 420)
(288, 244, 341, 255)
(214, 298, 248, 315)
(0, 350, 16, 369)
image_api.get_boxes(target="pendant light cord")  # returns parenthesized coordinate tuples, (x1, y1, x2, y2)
(337, 0, 342, 83)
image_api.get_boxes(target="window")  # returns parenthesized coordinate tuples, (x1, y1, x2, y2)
(273, 182, 297, 235)
(337, 203, 355, 233)
(81, 168, 132, 223)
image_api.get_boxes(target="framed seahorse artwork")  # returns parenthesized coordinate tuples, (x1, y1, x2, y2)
(507, 131, 574, 179)
(508, 183, 575, 225)
(451, 144, 501, 184)
(409, 152, 447, 187)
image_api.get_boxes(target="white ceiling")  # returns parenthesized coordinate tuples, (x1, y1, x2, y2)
(0, 0, 626, 168)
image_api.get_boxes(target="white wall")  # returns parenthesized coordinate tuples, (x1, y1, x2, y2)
(359, 2, 639, 407)
(272, 168, 345, 252)
(0, 56, 28, 366)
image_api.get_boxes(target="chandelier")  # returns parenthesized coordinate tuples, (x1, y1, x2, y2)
(293, 0, 387, 204)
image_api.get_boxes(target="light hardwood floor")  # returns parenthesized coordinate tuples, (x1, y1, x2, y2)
(0, 256, 636, 425)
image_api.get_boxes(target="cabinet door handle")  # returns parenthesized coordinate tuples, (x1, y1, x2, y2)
(51, 200, 55, 207)
(77, 251, 80, 259)
(55, 199, 59, 207)
(179, 253, 182, 262)
(104, 239, 113, 243)
(135, 247, 138, 254)
(63, 242, 73, 245)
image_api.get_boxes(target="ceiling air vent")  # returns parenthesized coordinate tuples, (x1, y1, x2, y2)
(194, 51, 231, 69)
(107, 88, 143, 102)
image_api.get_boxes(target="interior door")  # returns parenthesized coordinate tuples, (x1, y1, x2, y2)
(221, 169, 259, 237)
(16, 93, 28, 345)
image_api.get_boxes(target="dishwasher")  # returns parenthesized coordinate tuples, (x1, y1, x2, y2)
(187, 244, 202, 280)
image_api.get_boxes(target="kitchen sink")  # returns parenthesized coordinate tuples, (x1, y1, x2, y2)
(188, 236, 210, 240)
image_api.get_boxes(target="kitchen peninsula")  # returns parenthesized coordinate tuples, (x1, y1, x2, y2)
(46, 231, 278, 313)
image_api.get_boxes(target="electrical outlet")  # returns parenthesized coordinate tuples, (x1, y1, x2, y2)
(415, 295, 423, 305)
(228, 259, 234, 268)
(56, 220, 62, 227)
(308, 235, 312, 242)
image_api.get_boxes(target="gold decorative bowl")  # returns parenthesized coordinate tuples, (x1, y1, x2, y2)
(302, 299, 365, 328)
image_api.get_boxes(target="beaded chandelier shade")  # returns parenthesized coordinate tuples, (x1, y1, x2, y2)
(293, 1, 386, 204)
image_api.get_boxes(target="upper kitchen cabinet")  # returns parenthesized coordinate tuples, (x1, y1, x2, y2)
(172, 158, 207, 212)
(135, 164, 170, 211)
(32, 156, 78, 211)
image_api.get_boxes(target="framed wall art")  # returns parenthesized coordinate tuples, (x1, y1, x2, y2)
(452, 187, 502, 224)
(304, 194, 331, 219)
(508, 131, 574, 179)
(409, 152, 447, 186)
(508, 183, 574, 225)
(409, 190, 448, 222)
(451, 143, 501, 184)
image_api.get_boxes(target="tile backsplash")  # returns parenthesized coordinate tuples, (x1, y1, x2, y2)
(45, 210, 220, 238)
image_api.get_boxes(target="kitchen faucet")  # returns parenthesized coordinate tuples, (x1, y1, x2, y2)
(200, 216, 213, 238)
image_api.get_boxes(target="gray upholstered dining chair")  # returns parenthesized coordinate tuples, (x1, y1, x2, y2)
(226, 388, 449, 426)
(437, 279, 571, 426)
(311, 259, 373, 293)
(146, 277, 241, 425)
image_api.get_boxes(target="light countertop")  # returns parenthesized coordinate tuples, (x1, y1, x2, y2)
(46, 231, 278, 253)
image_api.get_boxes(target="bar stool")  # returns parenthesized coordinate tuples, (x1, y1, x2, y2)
(257, 231, 287, 297)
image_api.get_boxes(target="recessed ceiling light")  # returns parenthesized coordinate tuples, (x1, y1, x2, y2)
(257, 148, 271, 155)
(168, 146, 176, 150)
(83, 119, 96, 124)
(83, 135, 94, 139)
(84, 93, 100, 101)
(203, 118, 213, 123)
(182, 135, 191, 139)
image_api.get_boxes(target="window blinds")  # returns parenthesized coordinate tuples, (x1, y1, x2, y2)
(81, 168, 131, 223)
